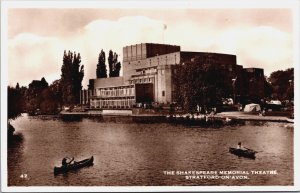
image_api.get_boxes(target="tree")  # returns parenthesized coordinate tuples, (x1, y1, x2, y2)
(175, 55, 231, 112)
(8, 85, 25, 139)
(108, 50, 114, 77)
(25, 77, 49, 115)
(268, 68, 294, 100)
(8, 86, 23, 120)
(40, 87, 59, 114)
(96, 49, 107, 78)
(61, 50, 84, 105)
(264, 78, 273, 99)
(107, 50, 122, 77)
(112, 52, 121, 77)
(49, 79, 63, 108)
(97, 49, 121, 78)
(24, 79, 62, 115)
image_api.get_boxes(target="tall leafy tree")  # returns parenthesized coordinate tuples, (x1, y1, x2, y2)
(108, 50, 114, 77)
(40, 79, 62, 114)
(113, 52, 121, 77)
(8, 85, 24, 120)
(107, 50, 122, 77)
(61, 50, 84, 105)
(264, 77, 273, 99)
(26, 77, 49, 114)
(49, 79, 63, 107)
(8, 84, 26, 139)
(96, 49, 107, 78)
(175, 55, 231, 112)
(268, 68, 294, 100)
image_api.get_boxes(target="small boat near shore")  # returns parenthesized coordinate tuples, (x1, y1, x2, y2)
(229, 147, 256, 159)
(286, 118, 294, 123)
(54, 156, 94, 175)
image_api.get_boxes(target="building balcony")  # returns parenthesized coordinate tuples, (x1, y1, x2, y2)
(131, 72, 156, 78)
(90, 95, 135, 99)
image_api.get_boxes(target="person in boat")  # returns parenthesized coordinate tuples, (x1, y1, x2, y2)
(62, 157, 74, 168)
(237, 142, 247, 150)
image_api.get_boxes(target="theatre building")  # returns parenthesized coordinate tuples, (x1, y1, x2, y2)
(81, 43, 265, 109)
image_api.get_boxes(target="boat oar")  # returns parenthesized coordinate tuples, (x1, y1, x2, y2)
(244, 147, 260, 153)
(254, 150, 264, 153)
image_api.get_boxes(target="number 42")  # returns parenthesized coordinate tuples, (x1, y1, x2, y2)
(20, 174, 27, 179)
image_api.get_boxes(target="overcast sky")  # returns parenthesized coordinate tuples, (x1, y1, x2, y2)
(8, 8, 293, 88)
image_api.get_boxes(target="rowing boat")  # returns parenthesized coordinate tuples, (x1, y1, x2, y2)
(229, 147, 256, 159)
(54, 156, 94, 175)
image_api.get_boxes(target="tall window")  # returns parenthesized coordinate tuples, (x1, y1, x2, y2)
(162, 91, 165, 97)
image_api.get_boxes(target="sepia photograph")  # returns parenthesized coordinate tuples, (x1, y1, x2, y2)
(1, 0, 299, 192)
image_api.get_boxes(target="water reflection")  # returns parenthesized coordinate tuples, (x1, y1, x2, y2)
(7, 133, 25, 186)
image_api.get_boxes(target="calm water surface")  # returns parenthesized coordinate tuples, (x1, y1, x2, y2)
(8, 115, 293, 186)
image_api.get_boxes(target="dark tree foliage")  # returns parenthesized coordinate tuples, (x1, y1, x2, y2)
(39, 80, 62, 114)
(112, 52, 121, 77)
(107, 50, 122, 77)
(108, 50, 114, 77)
(96, 49, 107, 78)
(26, 77, 49, 115)
(268, 68, 294, 100)
(8, 85, 24, 120)
(247, 76, 266, 102)
(49, 79, 63, 107)
(24, 78, 62, 115)
(61, 50, 84, 105)
(40, 88, 57, 114)
(264, 77, 273, 99)
(8, 83, 26, 139)
(175, 55, 232, 112)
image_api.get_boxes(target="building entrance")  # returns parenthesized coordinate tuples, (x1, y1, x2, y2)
(135, 83, 154, 103)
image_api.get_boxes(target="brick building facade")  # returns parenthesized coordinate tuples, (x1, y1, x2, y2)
(81, 43, 265, 109)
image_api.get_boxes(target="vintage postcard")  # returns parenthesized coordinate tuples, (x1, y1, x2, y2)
(1, 0, 299, 192)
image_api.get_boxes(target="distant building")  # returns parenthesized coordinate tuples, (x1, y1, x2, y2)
(81, 43, 265, 109)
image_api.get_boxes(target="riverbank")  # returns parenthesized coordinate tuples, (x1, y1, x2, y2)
(214, 111, 291, 123)
(60, 110, 293, 123)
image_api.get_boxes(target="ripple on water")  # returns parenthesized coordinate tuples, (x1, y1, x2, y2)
(8, 115, 293, 186)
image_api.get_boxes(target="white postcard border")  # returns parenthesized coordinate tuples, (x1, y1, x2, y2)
(1, 0, 300, 192)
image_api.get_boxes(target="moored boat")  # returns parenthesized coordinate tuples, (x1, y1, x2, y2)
(229, 147, 256, 159)
(54, 156, 94, 175)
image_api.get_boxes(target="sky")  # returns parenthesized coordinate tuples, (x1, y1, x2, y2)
(7, 8, 294, 88)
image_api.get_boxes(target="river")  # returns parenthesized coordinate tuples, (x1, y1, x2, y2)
(7, 114, 293, 186)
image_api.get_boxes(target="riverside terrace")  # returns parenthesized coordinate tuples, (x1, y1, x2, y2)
(60, 108, 293, 124)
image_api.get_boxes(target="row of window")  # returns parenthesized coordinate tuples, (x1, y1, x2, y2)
(96, 87, 135, 97)
(127, 54, 176, 61)
(130, 78, 153, 84)
(90, 99, 135, 108)
(136, 68, 157, 75)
